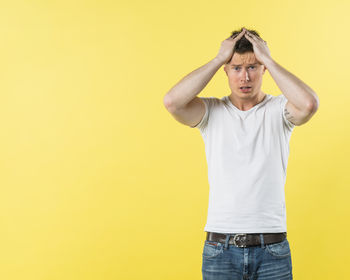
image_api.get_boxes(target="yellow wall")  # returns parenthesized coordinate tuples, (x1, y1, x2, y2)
(0, 0, 349, 279)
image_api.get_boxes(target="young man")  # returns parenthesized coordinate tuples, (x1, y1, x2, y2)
(163, 27, 319, 280)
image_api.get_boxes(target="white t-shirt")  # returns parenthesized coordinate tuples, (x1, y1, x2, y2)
(192, 94, 295, 234)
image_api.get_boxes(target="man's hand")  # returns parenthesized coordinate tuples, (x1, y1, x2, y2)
(244, 30, 272, 65)
(215, 29, 247, 64)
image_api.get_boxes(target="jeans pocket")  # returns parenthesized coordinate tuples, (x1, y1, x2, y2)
(265, 238, 291, 258)
(202, 240, 223, 259)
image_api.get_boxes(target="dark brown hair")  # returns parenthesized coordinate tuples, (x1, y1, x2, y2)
(226, 27, 262, 64)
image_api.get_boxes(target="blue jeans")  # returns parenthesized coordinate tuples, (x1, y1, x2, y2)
(202, 233, 293, 280)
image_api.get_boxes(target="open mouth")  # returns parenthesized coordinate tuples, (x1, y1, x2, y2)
(239, 86, 252, 92)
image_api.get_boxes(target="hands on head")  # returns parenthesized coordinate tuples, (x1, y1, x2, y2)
(216, 29, 247, 64)
(216, 28, 271, 66)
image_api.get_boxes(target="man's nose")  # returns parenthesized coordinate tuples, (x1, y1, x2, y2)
(240, 69, 250, 81)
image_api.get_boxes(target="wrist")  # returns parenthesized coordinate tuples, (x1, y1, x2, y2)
(262, 56, 275, 69)
(213, 56, 226, 66)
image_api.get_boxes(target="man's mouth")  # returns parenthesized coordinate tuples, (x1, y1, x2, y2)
(239, 86, 252, 92)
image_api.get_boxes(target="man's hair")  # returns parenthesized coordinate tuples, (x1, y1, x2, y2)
(226, 27, 262, 64)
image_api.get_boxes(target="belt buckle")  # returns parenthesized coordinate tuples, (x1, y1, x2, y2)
(233, 234, 247, 247)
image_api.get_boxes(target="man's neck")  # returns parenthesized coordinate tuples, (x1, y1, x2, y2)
(229, 92, 267, 111)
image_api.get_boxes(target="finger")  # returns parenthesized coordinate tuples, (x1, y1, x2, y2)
(246, 31, 265, 44)
(233, 32, 245, 41)
(246, 33, 262, 46)
(245, 31, 257, 41)
(230, 29, 246, 40)
(244, 33, 254, 42)
(255, 35, 265, 43)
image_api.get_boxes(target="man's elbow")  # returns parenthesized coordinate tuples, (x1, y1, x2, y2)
(163, 94, 175, 112)
(306, 95, 320, 113)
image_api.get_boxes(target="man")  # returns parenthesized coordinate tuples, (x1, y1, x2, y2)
(163, 27, 319, 280)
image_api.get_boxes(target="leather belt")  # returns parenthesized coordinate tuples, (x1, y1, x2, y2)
(206, 232, 287, 248)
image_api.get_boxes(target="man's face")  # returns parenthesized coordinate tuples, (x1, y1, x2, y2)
(224, 51, 266, 98)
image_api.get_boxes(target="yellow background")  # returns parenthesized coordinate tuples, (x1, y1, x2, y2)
(0, 0, 349, 279)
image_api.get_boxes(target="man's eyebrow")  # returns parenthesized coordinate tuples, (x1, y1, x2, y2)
(231, 63, 258, 66)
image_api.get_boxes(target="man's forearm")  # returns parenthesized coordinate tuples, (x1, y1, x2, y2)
(264, 57, 319, 111)
(164, 57, 224, 110)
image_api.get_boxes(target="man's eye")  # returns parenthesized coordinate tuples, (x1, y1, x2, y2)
(233, 66, 255, 70)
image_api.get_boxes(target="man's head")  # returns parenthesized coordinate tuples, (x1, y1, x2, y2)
(224, 27, 267, 99)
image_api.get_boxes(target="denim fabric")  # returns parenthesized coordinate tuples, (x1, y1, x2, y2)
(202, 233, 293, 280)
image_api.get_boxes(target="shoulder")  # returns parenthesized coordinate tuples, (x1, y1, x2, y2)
(265, 93, 285, 105)
(264, 94, 289, 112)
(198, 96, 227, 112)
(198, 96, 224, 105)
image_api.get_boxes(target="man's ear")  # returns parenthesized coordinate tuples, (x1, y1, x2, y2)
(262, 65, 267, 74)
(224, 64, 228, 76)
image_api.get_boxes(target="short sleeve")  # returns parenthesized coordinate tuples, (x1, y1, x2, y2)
(190, 97, 211, 131)
(279, 94, 295, 131)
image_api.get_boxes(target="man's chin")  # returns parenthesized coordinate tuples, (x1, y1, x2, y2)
(234, 90, 254, 97)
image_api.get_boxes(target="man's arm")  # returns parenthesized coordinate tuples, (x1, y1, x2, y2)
(163, 57, 224, 111)
(243, 30, 319, 126)
(264, 58, 319, 126)
(163, 29, 247, 112)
